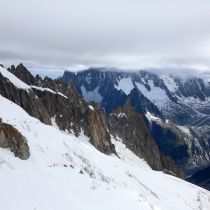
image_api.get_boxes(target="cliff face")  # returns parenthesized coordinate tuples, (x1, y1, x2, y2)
(0, 118, 30, 160)
(0, 72, 51, 125)
(108, 99, 185, 178)
(108, 100, 162, 170)
(8, 63, 36, 85)
(83, 103, 116, 155)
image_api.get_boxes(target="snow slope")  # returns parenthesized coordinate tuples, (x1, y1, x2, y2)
(115, 77, 134, 95)
(160, 75, 178, 93)
(31, 85, 68, 98)
(81, 85, 103, 103)
(135, 80, 169, 108)
(0, 66, 30, 89)
(0, 95, 210, 210)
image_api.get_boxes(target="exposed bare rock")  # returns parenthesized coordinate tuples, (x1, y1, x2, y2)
(32, 87, 83, 135)
(8, 63, 35, 85)
(0, 72, 51, 125)
(84, 103, 116, 155)
(0, 118, 30, 160)
(6, 64, 116, 155)
(108, 100, 162, 170)
(160, 154, 185, 179)
(108, 99, 185, 178)
(33, 86, 116, 155)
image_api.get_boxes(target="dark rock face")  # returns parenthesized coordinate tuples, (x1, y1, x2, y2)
(174, 77, 210, 101)
(0, 118, 30, 160)
(148, 120, 210, 174)
(84, 103, 116, 155)
(0, 72, 51, 125)
(149, 122, 189, 164)
(108, 100, 162, 170)
(129, 88, 164, 118)
(188, 165, 210, 191)
(108, 100, 185, 178)
(32, 86, 115, 155)
(8, 63, 36, 85)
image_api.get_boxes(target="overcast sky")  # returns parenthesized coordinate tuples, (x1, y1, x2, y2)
(0, 0, 210, 73)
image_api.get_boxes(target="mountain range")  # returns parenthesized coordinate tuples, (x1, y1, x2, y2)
(60, 68, 210, 174)
(0, 63, 210, 210)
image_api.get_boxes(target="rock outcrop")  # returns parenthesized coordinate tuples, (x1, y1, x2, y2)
(84, 103, 116, 155)
(108, 99, 185, 178)
(32, 84, 115, 155)
(0, 118, 30, 160)
(0, 72, 51, 125)
(8, 63, 35, 85)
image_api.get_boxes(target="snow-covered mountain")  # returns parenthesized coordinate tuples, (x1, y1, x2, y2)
(61, 68, 210, 126)
(60, 68, 210, 175)
(0, 65, 210, 210)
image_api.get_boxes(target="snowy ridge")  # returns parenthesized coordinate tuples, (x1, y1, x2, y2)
(31, 85, 68, 98)
(0, 66, 67, 99)
(145, 111, 162, 123)
(0, 95, 210, 210)
(0, 66, 30, 89)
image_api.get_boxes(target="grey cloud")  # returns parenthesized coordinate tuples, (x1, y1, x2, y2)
(0, 0, 210, 72)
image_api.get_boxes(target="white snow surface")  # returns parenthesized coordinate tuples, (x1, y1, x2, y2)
(135, 80, 169, 108)
(88, 105, 95, 111)
(0, 67, 67, 99)
(0, 66, 30, 89)
(31, 85, 68, 99)
(31, 85, 56, 94)
(160, 75, 178, 92)
(177, 125, 191, 136)
(115, 77, 134, 95)
(145, 111, 162, 123)
(81, 85, 103, 103)
(0, 95, 210, 210)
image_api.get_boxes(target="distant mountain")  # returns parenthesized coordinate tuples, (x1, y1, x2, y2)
(60, 68, 210, 175)
(60, 68, 210, 126)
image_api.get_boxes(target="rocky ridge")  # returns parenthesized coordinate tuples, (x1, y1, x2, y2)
(3, 64, 115, 155)
(60, 68, 210, 175)
(0, 118, 30, 160)
(108, 99, 184, 178)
